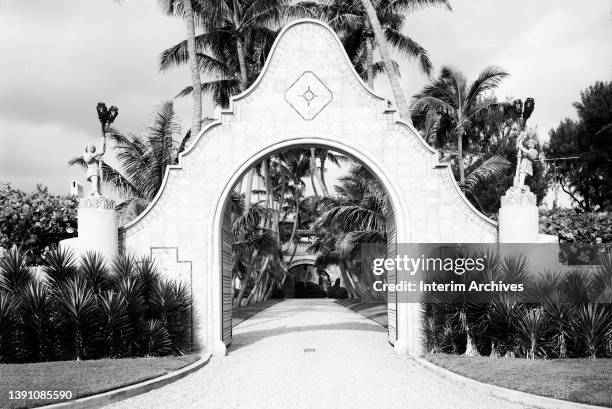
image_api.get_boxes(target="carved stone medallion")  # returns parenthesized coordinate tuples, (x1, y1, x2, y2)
(284, 71, 333, 120)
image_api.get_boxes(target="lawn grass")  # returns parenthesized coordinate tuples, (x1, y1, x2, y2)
(426, 353, 612, 408)
(0, 354, 200, 409)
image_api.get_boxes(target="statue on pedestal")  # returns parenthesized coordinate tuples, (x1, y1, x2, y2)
(80, 102, 118, 197)
(514, 131, 539, 191)
(83, 138, 106, 197)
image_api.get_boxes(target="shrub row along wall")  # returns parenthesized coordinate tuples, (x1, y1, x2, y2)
(422, 250, 612, 359)
(0, 247, 192, 363)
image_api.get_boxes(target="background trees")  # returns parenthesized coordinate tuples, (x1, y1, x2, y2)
(69, 101, 183, 224)
(411, 65, 510, 182)
(546, 81, 612, 212)
(158, 0, 204, 137)
(0, 183, 77, 261)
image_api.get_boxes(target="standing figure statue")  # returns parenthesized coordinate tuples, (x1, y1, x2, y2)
(515, 131, 538, 190)
(83, 136, 106, 196)
(80, 102, 118, 197)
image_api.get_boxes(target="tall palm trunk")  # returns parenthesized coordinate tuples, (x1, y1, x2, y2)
(339, 263, 359, 299)
(457, 130, 465, 182)
(235, 249, 258, 307)
(246, 256, 270, 305)
(262, 159, 273, 228)
(235, 176, 243, 195)
(183, 0, 203, 137)
(309, 148, 319, 198)
(235, 38, 249, 89)
(319, 154, 329, 196)
(365, 34, 374, 89)
(243, 169, 254, 216)
(263, 277, 275, 300)
(273, 173, 285, 237)
(311, 148, 329, 198)
(287, 188, 299, 244)
(258, 273, 272, 302)
(359, 0, 412, 124)
(287, 189, 299, 263)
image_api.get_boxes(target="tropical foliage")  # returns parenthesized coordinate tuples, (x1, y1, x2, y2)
(159, 0, 282, 107)
(69, 101, 183, 224)
(0, 248, 192, 363)
(546, 81, 612, 211)
(540, 209, 612, 244)
(309, 163, 389, 301)
(423, 250, 612, 359)
(288, 0, 450, 86)
(0, 183, 77, 261)
(411, 65, 511, 183)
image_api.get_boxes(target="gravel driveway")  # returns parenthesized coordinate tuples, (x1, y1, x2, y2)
(108, 299, 532, 409)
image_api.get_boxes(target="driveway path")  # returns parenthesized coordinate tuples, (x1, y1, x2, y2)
(108, 299, 530, 409)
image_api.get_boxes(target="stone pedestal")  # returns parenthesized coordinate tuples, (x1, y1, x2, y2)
(498, 187, 561, 271)
(498, 187, 538, 243)
(60, 196, 118, 263)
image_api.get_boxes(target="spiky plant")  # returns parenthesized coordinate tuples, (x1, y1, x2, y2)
(80, 251, 111, 296)
(486, 293, 522, 357)
(150, 280, 192, 354)
(16, 282, 55, 362)
(111, 254, 137, 280)
(97, 290, 130, 358)
(42, 246, 78, 289)
(116, 276, 145, 355)
(500, 253, 532, 287)
(0, 292, 17, 362)
(594, 249, 612, 303)
(569, 303, 612, 359)
(515, 307, 548, 359)
(135, 256, 160, 317)
(57, 277, 99, 360)
(560, 271, 593, 304)
(143, 319, 172, 357)
(0, 247, 34, 294)
(543, 291, 573, 358)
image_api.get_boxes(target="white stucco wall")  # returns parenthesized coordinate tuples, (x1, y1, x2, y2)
(119, 19, 497, 356)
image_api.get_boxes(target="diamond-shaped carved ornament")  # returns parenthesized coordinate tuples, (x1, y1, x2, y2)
(284, 71, 333, 120)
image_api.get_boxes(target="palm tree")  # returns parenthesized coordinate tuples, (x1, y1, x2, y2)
(290, 0, 449, 123)
(312, 163, 389, 300)
(291, 0, 449, 88)
(69, 101, 182, 222)
(411, 65, 510, 182)
(358, 0, 442, 123)
(161, 0, 281, 98)
(204, 0, 281, 89)
(158, 0, 204, 137)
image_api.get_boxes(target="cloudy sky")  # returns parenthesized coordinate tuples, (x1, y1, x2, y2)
(0, 0, 610, 194)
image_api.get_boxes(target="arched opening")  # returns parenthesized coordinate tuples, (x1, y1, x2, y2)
(211, 140, 405, 354)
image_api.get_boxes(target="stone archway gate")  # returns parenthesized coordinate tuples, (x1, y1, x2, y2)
(119, 19, 497, 357)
